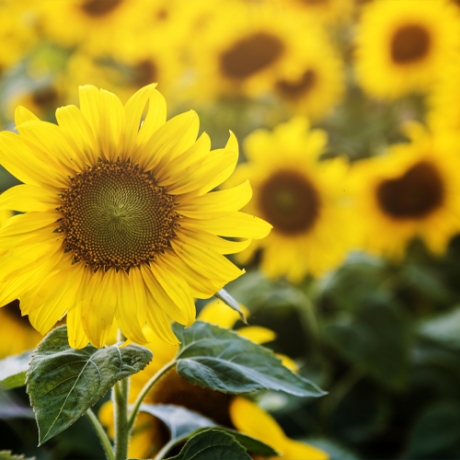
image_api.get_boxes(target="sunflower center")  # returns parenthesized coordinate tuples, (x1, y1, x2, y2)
(32, 87, 59, 109)
(80, 0, 123, 17)
(391, 24, 431, 64)
(376, 161, 444, 220)
(259, 170, 320, 235)
(219, 32, 285, 80)
(131, 59, 158, 88)
(58, 160, 179, 271)
(276, 69, 317, 99)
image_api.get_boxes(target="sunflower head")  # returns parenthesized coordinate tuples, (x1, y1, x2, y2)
(0, 84, 271, 348)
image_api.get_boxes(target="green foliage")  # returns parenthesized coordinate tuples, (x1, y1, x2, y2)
(322, 303, 412, 390)
(141, 404, 278, 458)
(26, 326, 152, 445)
(140, 404, 217, 439)
(0, 351, 32, 390)
(173, 321, 325, 397)
(166, 428, 252, 460)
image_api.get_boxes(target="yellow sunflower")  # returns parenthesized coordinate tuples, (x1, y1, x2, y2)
(0, 84, 271, 348)
(349, 124, 460, 259)
(354, 0, 460, 99)
(34, 0, 141, 50)
(99, 301, 324, 459)
(273, 31, 345, 120)
(282, 0, 355, 25)
(231, 397, 328, 460)
(188, 1, 323, 101)
(231, 117, 351, 282)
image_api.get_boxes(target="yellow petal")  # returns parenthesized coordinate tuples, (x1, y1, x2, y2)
(238, 326, 276, 344)
(178, 181, 252, 219)
(198, 298, 249, 329)
(142, 111, 199, 172)
(99, 89, 126, 161)
(0, 185, 59, 212)
(181, 212, 272, 239)
(80, 270, 117, 348)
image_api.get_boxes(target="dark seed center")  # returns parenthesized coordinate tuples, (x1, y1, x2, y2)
(276, 69, 317, 99)
(376, 161, 444, 219)
(219, 32, 285, 80)
(80, 0, 123, 17)
(391, 24, 431, 64)
(58, 160, 178, 271)
(259, 170, 320, 235)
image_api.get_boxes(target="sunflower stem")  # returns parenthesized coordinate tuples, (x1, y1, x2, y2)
(114, 330, 130, 460)
(86, 409, 115, 460)
(153, 433, 189, 460)
(127, 359, 177, 433)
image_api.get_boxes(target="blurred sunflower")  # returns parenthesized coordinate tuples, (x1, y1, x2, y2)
(231, 397, 328, 460)
(99, 301, 326, 460)
(0, 300, 42, 359)
(35, 0, 140, 50)
(350, 125, 460, 258)
(230, 117, 351, 282)
(188, 1, 318, 100)
(0, 84, 271, 348)
(0, 1, 36, 75)
(354, 0, 460, 99)
(282, 0, 355, 25)
(274, 32, 345, 120)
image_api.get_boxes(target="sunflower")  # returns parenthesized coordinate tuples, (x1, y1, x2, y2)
(354, 0, 460, 99)
(99, 301, 323, 459)
(349, 124, 460, 259)
(282, 0, 355, 25)
(273, 31, 345, 120)
(230, 117, 351, 282)
(34, 0, 141, 50)
(188, 1, 323, 101)
(0, 84, 271, 348)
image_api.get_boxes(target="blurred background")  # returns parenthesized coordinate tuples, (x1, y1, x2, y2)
(2, 0, 460, 459)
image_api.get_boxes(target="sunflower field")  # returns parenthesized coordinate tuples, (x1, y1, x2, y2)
(1, 1, 460, 459)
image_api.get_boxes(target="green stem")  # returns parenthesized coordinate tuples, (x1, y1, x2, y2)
(86, 409, 115, 460)
(127, 360, 176, 433)
(114, 331, 130, 460)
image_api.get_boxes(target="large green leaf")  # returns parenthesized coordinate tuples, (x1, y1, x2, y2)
(0, 351, 33, 390)
(173, 321, 325, 397)
(166, 428, 251, 460)
(27, 326, 152, 445)
(322, 303, 411, 390)
(418, 306, 460, 350)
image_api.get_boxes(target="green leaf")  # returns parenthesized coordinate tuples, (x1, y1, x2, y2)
(174, 321, 325, 397)
(418, 306, 460, 350)
(27, 325, 152, 445)
(140, 405, 277, 458)
(166, 428, 251, 460)
(405, 401, 460, 459)
(0, 451, 35, 460)
(323, 303, 411, 390)
(302, 438, 361, 460)
(215, 289, 247, 325)
(0, 351, 32, 390)
(140, 404, 217, 439)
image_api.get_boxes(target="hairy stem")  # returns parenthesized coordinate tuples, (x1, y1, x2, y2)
(86, 409, 115, 460)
